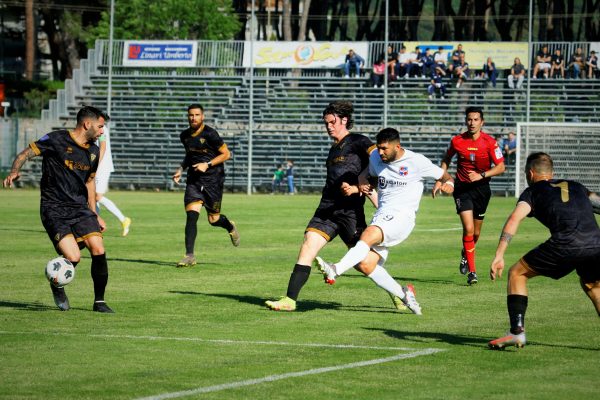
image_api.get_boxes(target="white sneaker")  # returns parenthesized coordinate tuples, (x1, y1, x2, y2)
(401, 284, 422, 315)
(344, 75, 350, 79)
(315, 256, 337, 285)
(121, 217, 132, 237)
(428, 94, 433, 100)
(489, 331, 526, 349)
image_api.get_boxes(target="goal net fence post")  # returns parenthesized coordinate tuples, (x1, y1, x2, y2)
(515, 123, 600, 197)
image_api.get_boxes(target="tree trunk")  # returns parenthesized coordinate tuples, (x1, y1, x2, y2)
(297, 0, 312, 40)
(25, 0, 35, 80)
(432, 0, 451, 40)
(355, 0, 372, 41)
(283, 0, 292, 40)
(292, 0, 300, 40)
(338, 0, 350, 40)
(473, 0, 489, 40)
(308, 0, 328, 40)
(233, 0, 248, 40)
(492, 0, 513, 41)
(537, 0, 548, 41)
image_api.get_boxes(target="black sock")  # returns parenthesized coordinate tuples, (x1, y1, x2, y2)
(185, 211, 199, 254)
(286, 264, 311, 301)
(507, 294, 528, 334)
(91, 254, 108, 302)
(209, 214, 234, 232)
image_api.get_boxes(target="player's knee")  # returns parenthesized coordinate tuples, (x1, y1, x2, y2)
(208, 214, 221, 225)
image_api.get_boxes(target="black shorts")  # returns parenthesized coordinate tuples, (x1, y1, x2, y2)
(41, 204, 102, 249)
(306, 206, 366, 247)
(522, 241, 600, 283)
(184, 178, 224, 214)
(453, 182, 491, 220)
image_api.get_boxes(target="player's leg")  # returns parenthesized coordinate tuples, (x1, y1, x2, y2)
(83, 235, 114, 313)
(95, 171, 131, 236)
(459, 210, 477, 277)
(51, 235, 82, 311)
(326, 225, 383, 278)
(205, 183, 240, 246)
(178, 200, 202, 267)
(489, 259, 537, 349)
(265, 230, 328, 311)
(580, 279, 600, 316)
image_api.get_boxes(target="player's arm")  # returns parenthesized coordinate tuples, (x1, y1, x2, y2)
(490, 201, 531, 281)
(86, 175, 106, 232)
(3, 147, 37, 188)
(98, 139, 107, 163)
(589, 191, 600, 214)
(193, 143, 231, 173)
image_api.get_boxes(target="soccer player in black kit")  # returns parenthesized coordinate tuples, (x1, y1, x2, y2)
(266, 101, 387, 311)
(172, 104, 240, 267)
(3, 106, 115, 313)
(489, 152, 600, 349)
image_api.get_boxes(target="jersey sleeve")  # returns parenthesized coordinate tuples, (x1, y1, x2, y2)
(417, 153, 444, 180)
(488, 136, 505, 165)
(205, 128, 225, 152)
(517, 187, 535, 217)
(29, 133, 54, 156)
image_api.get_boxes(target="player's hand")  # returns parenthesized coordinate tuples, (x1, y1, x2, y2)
(97, 215, 107, 233)
(172, 169, 182, 184)
(432, 181, 442, 198)
(340, 182, 358, 196)
(490, 256, 505, 281)
(2, 172, 20, 188)
(193, 162, 209, 173)
(468, 171, 484, 182)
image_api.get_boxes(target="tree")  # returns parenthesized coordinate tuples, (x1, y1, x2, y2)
(25, 0, 35, 80)
(86, 0, 241, 46)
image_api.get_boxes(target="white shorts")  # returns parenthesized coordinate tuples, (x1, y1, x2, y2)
(95, 169, 111, 194)
(370, 209, 416, 248)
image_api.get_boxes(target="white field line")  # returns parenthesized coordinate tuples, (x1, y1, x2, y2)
(0, 331, 445, 399)
(414, 227, 462, 232)
(134, 348, 444, 400)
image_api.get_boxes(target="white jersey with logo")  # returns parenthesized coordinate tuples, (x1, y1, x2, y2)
(369, 148, 444, 248)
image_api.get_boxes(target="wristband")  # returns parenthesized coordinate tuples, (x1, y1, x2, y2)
(207, 161, 213, 167)
(444, 181, 454, 187)
(480, 171, 487, 178)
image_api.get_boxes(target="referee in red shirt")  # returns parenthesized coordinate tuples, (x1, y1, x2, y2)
(440, 106, 505, 285)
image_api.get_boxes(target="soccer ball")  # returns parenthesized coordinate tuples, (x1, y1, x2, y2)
(45, 257, 75, 288)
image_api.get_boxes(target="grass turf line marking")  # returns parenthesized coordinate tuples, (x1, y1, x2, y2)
(134, 348, 444, 400)
(0, 330, 419, 351)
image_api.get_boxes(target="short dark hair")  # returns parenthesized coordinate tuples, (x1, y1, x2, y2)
(323, 101, 354, 130)
(188, 104, 204, 112)
(465, 106, 484, 120)
(526, 152, 553, 174)
(376, 128, 400, 144)
(76, 106, 109, 126)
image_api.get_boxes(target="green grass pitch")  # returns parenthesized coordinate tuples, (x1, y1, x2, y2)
(0, 189, 598, 399)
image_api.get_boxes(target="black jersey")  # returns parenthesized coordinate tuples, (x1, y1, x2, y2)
(30, 130, 99, 207)
(519, 179, 600, 248)
(319, 133, 375, 209)
(179, 123, 225, 181)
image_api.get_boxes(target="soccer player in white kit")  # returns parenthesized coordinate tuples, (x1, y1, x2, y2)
(316, 128, 455, 315)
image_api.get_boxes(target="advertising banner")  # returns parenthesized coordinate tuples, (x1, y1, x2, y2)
(123, 41, 198, 67)
(243, 42, 369, 69)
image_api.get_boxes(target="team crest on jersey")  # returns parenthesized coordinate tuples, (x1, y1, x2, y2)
(383, 215, 394, 221)
(66, 147, 73, 154)
(200, 138, 206, 144)
(398, 166, 408, 176)
(91, 154, 97, 162)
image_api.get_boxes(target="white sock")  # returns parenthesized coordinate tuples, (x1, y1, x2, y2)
(335, 240, 371, 275)
(367, 265, 406, 299)
(97, 197, 126, 222)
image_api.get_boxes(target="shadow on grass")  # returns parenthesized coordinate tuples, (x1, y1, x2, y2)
(169, 291, 344, 312)
(0, 300, 55, 312)
(108, 257, 218, 268)
(341, 274, 456, 285)
(367, 327, 600, 352)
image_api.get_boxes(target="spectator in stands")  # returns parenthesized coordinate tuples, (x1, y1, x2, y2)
(397, 45, 413, 78)
(172, 104, 240, 268)
(428, 71, 446, 101)
(508, 57, 526, 89)
(371, 55, 386, 88)
(448, 44, 465, 74)
(481, 57, 499, 87)
(586, 50, 598, 79)
(386, 45, 399, 80)
(286, 160, 295, 195)
(568, 47, 585, 79)
(344, 49, 365, 78)
(434, 46, 448, 76)
(271, 164, 285, 194)
(532, 45, 551, 79)
(550, 48, 565, 78)
(409, 46, 423, 77)
(454, 53, 470, 88)
(419, 48, 435, 78)
(503, 131, 517, 165)
(95, 126, 131, 237)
